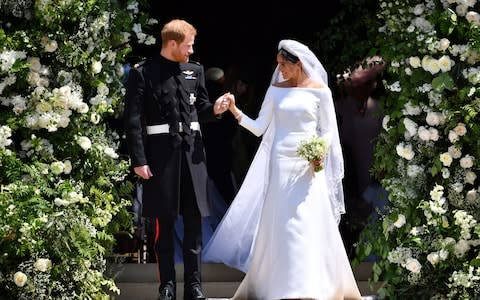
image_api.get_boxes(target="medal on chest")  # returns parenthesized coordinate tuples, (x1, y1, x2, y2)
(189, 93, 196, 105)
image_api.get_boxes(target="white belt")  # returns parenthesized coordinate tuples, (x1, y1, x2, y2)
(146, 122, 200, 135)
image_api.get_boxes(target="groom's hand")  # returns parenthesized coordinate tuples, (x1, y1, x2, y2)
(134, 165, 153, 180)
(213, 92, 231, 115)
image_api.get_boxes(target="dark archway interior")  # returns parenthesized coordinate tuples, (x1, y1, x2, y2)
(142, 1, 341, 91)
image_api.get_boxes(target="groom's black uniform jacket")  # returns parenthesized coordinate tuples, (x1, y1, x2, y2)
(124, 55, 218, 221)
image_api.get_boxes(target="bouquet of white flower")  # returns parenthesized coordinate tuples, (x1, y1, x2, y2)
(297, 135, 329, 172)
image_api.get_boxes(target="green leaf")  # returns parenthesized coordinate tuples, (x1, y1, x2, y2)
(471, 258, 480, 267)
(432, 73, 455, 91)
(364, 243, 372, 256)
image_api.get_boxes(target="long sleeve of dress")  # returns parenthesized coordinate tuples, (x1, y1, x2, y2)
(238, 87, 274, 137)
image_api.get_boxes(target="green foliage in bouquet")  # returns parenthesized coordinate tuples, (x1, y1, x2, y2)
(351, 0, 480, 299)
(0, 0, 158, 298)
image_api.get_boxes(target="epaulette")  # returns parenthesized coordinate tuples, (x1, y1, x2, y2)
(133, 60, 146, 69)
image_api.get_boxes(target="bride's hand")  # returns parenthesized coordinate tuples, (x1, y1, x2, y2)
(225, 93, 236, 110)
(311, 159, 324, 172)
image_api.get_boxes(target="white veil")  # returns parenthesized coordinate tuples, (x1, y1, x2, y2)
(273, 39, 345, 222)
(271, 39, 328, 86)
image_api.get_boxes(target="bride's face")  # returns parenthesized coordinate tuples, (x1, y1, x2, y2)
(277, 53, 300, 81)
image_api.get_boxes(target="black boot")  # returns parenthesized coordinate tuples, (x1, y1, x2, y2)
(183, 285, 206, 300)
(158, 282, 176, 300)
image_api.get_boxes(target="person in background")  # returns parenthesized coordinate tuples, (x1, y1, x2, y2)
(123, 19, 230, 300)
(335, 56, 388, 259)
(222, 64, 259, 186)
(203, 39, 362, 300)
(202, 67, 238, 205)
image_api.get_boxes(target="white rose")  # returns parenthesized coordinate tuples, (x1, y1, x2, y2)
(409, 56, 421, 68)
(396, 143, 415, 160)
(413, 4, 424, 15)
(36, 101, 52, 113)
(465, 171, 477, 185)
(33, 258, 52, 272)
(57, 115, 70, 128)
(454, 240, 470, 257)
(466, 189, 477, 202)
(417, 126, 431, 141)
(13, 271, 27, 287)
(440, 152, 453, 167)
(403, 118, 418, 137)
(77, 136, 91, 151)
(50, 161, 64, 175)
(443, 237, 456, 246)
(459, 155, 474, 169)
(438, 55, 453, 72)
(466, 11, 480, 26)
(27, 57, 41, 72)
(403, 147, 415, 160)
(44, 40, 58, 53)
(456, 4, 468, 16)
(429, 128, 439, 141)
(104, 147, 119, 159)
(422, 56, 440, 74)
(63, 160, 72, 174)
(427, 252, 440, 265)
(426, 112, 440, 126)
(405, 258, 422, 274)
(34, 75, 47, 86)
(448, 130, 459, 143)
(438, 38, 450, 51)
(448, 145, 462, 159)
(92, 61, 102, 74)
(394, 214, 406, 228)
(453, 123, 467, 136)
(77, 103, 89, 114)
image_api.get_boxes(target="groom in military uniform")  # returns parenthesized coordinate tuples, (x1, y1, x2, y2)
(124, 19, 230, 300)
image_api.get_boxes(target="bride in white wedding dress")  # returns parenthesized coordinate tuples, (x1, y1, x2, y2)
(202, 39, 362, 300)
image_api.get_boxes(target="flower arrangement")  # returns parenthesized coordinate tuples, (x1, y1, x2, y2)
(0, 0, 156, 299)
(297, 135, 329, 172)
(351, 0, 480, 299)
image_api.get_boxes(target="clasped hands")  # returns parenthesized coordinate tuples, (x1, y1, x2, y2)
(213, 93, 236, 115)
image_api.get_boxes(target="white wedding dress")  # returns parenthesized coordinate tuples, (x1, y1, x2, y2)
(203, 86, 362, 300)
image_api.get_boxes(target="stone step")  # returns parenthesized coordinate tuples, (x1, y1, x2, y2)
(115, 281, 380, 300)
(110, 262, 381, 299)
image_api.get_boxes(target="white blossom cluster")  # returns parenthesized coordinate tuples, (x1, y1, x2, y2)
(0, 125, 13, 148)
(375, 0, 480, 297)
(0, 0, 154, 298)
(388, 246, 422, 274)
